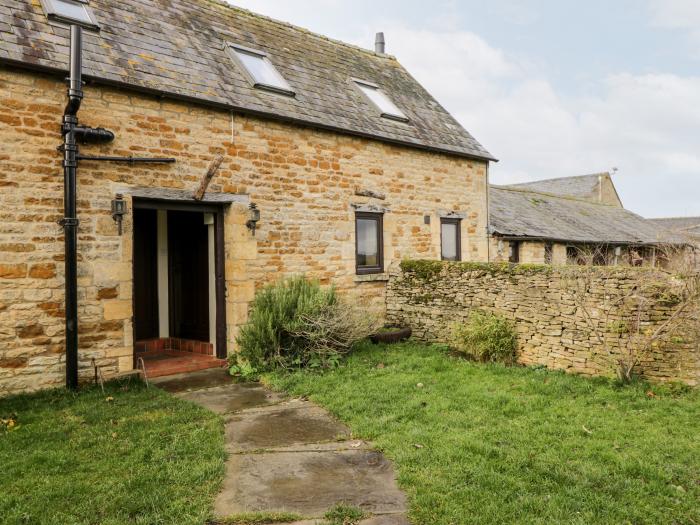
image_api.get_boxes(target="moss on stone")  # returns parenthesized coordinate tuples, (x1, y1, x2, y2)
(399, 259, 553, 280)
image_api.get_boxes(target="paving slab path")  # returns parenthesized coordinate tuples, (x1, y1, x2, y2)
(152, 368, 409, 525)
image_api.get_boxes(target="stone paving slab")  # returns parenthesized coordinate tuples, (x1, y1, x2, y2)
(214, 449, 407, 517)
(150, 367, 233, 393)
(240, 440, 371, 454)
(176, 383, 287, 414)
(360, 514, 411, 525)
(225, 402, 351, 452)
(266, 515, 410, 525)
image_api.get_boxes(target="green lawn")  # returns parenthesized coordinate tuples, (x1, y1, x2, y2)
(0, 379, 225, 525)
(267, 342, 700, 525)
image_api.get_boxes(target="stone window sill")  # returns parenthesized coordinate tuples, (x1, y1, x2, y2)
(354, 273, 389, 283)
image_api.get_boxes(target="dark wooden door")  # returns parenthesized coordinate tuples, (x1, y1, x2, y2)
(168, 211, 210, 342)
(133, 208, 159, 341)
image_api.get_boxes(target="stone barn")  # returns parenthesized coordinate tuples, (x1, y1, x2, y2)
(0, 0, 494, 394)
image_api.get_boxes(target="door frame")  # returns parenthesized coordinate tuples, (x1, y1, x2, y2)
(132, 198, 228, 359)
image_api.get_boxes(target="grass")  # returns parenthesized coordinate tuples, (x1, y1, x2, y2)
(0, 379, 225, 525)
(267, 342, 700, 525)
(323, 504, 367, 524)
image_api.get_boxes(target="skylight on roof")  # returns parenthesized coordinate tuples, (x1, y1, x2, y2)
(228, 44, 294, 96)
(354, 80, 408, 122)
(40, 0, 99, 30)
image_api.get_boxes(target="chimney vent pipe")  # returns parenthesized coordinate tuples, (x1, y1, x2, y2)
(375, 32, 385, 54)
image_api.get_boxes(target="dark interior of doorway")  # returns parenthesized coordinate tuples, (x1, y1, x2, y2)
(133, 207, 223, 377)
(133, 209, 210, 342)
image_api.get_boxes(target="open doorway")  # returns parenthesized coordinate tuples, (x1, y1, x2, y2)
(132, 202, 226, 377)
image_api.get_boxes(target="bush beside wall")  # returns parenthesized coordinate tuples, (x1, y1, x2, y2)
(387, 261, 699, 385)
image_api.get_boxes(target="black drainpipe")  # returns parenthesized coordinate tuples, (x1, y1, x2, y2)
(59, 25, 175, 389)
(62, 24, 83, 390)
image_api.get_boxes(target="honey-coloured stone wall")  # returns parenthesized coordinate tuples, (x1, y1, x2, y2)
(0, 68, 489, 395)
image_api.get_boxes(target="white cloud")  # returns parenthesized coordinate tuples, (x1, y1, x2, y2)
(649, 0, 700, 59)
(649, 0, 700, 28)
(361, 26, 700, 216)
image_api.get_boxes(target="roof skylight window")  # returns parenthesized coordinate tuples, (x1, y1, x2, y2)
(354, 80, 408, 122)
(40, 0, 100, 31)
(228, 44, 295, 97)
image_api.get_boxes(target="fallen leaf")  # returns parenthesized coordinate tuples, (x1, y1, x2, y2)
(350, 441, 364, 448)
(376, 363, 385, 369)
(646, 391, 656, 398)
(582, 425, 593, 435)
(414, 444, 425, 449)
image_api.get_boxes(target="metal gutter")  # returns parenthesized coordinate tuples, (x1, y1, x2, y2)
(491, 233, 688, 247)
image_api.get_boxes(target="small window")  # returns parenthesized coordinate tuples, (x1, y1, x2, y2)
(40, 0, 99, 30)
(509, 241, 520, 263)
(355, 212, 384, 274)
(441, 218, 461, 261)
(544, 242, 553, 264)
(354, 80, 408, 122)
(228, 44, 294, 96)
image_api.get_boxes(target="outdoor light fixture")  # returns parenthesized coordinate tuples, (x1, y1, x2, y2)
(246, 202, 261, 235)
(111, 194, 126, 235)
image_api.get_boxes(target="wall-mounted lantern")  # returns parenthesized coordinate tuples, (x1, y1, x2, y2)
(246, 202, 261, 235)
(111, 194, 127, 235)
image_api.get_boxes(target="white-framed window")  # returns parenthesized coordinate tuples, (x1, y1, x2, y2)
(40, 0, 100, 31)
(353, 79, 408, 122)
(227, 43, 295, 97)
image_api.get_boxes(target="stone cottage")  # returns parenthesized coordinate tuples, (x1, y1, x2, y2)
(0, 0, 495, 393)
(488, 173, 677, 265)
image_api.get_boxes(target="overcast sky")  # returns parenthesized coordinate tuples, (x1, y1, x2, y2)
(230, 0, 699, 218)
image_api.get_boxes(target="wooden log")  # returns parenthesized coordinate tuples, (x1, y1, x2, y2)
(193, 155, 224, 201)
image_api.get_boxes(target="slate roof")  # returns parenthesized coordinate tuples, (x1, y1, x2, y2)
(489, 186, 675, 245)
(650, 217, 700, 245)
(0, 0, 494, 161)
(649, 217, 700, 233)
(509, 173, 611, 202)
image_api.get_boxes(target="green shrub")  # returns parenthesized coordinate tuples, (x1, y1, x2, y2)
(234, 276, 378, 372)
(450, 310, 518, 363)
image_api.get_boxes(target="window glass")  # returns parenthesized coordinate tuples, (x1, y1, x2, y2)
(441, 220, 460, 261)
(357, 218, 379, 267)
(355, 82, 407, 120)
(356, 213, 383, 274)
(509, 241, 520, 263)
(44, 0, 97, 27)
(233, 49, 292, 92)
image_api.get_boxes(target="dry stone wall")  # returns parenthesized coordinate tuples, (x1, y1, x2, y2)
(387, 261, 699, 385)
